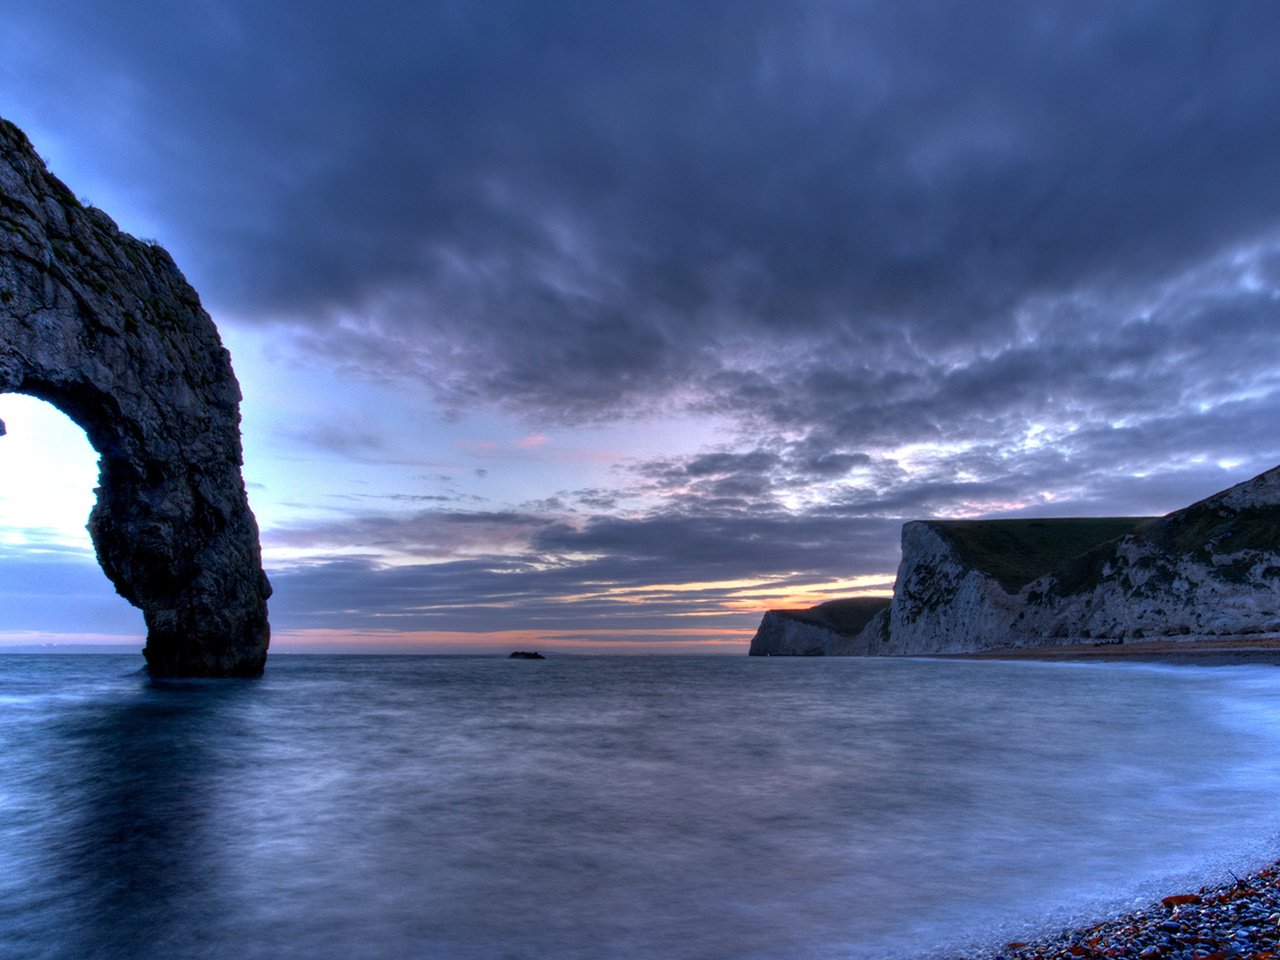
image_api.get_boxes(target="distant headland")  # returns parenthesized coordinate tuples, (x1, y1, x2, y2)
(751, 465, 1280, 658)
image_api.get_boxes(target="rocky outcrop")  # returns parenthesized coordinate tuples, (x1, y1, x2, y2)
(0, 117, 271, 676)
(1014, 466, 1280, 646)
(878, 518, 1140, 654)
(882, 517, 1150, 654)
(752, 466, 1280, 657)
(748, 597, 890, 656)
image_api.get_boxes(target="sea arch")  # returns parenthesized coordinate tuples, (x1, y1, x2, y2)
(0, 117, 270, 676)
(0, 394, 142, 638)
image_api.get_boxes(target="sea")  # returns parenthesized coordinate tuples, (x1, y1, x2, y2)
(3, 654, 1280, 960)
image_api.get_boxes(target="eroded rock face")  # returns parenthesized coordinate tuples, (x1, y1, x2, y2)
(748, 597, 890, 656)
(0, 117, 270, 676)
(750, 466, 1280, 657)
(882, 522, 1028, 654)
(1014, 466, 1280, 645)
(885, 466, 1280, 653)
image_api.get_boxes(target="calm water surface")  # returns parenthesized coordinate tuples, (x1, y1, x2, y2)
(3, 654, 1280, 960)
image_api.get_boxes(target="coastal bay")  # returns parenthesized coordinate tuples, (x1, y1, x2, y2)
(4, 653, 1280, 960)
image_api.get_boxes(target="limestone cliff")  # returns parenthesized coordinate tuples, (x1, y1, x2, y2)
(1012, 466, 1280, 647)
(882, 517, 1152, 654)
(751, 466, 1280, 656)
(0, 117, 271, 676)
(748, 597, 889, 656)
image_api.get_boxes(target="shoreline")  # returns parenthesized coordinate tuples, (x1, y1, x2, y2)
(927, 635, 1280, 667)
(937, 637, 1280, 956)
(963, 859, 1280, 959)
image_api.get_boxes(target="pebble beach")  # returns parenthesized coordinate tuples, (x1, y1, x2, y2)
(940, 636, 1280, 667)
(966, 862, 1280, 960)
(945, 640, 1280, 959)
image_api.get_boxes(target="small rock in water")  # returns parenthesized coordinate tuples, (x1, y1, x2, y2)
(508, 650, 546, 659)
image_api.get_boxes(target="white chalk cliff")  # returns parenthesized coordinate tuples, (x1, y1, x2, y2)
(748, 598, 889, 656)
(750, 466, 1280, 656)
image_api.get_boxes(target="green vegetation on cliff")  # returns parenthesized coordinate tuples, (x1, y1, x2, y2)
(778, 596, 891, 635)
(1142, 503, 1280, 558)
(926, 518, 1153, 593)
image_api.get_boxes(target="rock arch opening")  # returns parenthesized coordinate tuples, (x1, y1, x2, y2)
(0, 117, 270, 676)
(0, 394, 143, 640)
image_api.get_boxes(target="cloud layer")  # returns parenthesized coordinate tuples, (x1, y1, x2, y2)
(3, 3, 1280, 645)
(8, 3, 1280, 417)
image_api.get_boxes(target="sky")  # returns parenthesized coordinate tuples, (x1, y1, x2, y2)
(1, 1, 1279, 654)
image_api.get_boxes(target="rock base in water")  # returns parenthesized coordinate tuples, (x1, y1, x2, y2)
(0, 117, 271, 677)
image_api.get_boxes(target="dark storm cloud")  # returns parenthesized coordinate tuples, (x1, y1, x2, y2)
(6, 1, 1280, 428)
(270, 509, 548, 558)
(6, 1, 1280, 642)
(633, 450, 785, 505)
(265, 507, 902, 633)
(692, 244, 1280, 480)
(266, 557, 762, 636)
(267, 494, 902, 580)
(258, 432, 1277, 636)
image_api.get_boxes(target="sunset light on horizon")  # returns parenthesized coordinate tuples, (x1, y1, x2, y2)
(3, 3, 1280, 653)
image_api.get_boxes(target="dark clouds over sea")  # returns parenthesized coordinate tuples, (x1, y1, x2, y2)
(3, 2, 1279, 641)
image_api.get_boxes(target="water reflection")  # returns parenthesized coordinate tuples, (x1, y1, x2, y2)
(1, 667, 256, 960)
(3, 655, 1280, 960)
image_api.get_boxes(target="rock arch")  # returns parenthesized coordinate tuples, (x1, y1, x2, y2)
(0, 118, 270, 676)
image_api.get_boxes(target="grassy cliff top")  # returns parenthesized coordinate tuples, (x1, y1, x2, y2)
(1053, 470, 1280, 595)
(778, 596, 891, 635)
(923, 517, 1153, 592)
(1140, 499, 1280, 556)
